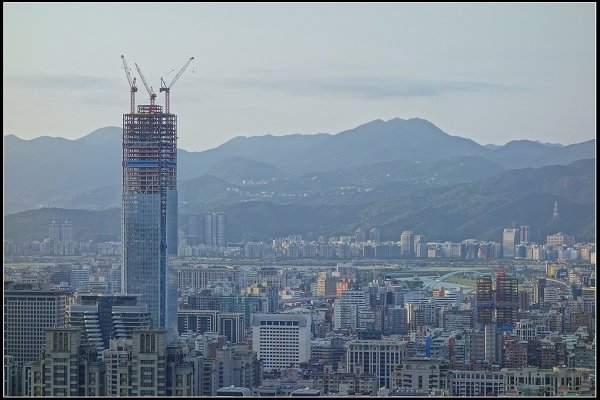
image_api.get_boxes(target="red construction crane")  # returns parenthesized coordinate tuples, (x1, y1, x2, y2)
(479, 245, 505, 279)
(121, 55, 137, 113)
(160, 57, 194, 114)
(135, 62, 157, 112)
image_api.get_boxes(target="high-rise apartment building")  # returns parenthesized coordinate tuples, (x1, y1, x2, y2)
(475, 277, 493, 325)
(533, 278, 547, 305)
(413, 235, 426, 258)
(28, 328, 106, 397)
(251, 314, 311, 372)
(102, 330, 194, 396)
(495, 274, 519, 328)
(205, 211, 227, 248)
(187, 215, 202, 246)
(369, 228, 381, 243)
(122, 103, 178, 341)
(502, 228, 519, 258)
(333, 290, 369, 330)
(68, 293, 152, 354)
(49, 219, 74, 242)
(4, 282, 67, 364)
(546, 232, 575, 247)
(355, 227, 366, 242)
(502, 336, 528, 368)
(519, 225, 530, 244)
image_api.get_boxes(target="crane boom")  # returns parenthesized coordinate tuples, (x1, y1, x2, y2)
(121, 55, 134, 88)
(167, 57, 194, 89)
(135, 62, 156, 111)
(159, 56, 194, 113)
(121, 55, 138, 113)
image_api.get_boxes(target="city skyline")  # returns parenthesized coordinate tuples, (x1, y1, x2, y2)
(3, 3, 596, 397)
(3, 3, 596, 151)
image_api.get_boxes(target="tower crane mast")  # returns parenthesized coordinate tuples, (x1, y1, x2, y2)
(135, 62, 157, 112)
(121, 55, 138, 113)
(160, 57, 194, 113)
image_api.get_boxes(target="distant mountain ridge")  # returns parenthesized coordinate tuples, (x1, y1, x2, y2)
(4, 159, 595, 243)
(3, 118, 595, 214)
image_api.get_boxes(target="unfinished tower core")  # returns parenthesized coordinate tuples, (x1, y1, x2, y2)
(122, 104, 178, 340)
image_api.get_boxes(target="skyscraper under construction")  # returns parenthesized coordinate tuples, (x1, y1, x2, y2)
(120, 55, 192, 341)
(122, 103, 178, 340)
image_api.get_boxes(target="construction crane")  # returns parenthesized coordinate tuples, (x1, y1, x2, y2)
(121, 55, 137, 113)
(479, 245, 504, 279)
(135, 62, 157, 112)
(160, 57, 194, 114)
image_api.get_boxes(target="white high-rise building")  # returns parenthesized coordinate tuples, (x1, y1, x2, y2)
(251, 314, 311, 372)
(502, 228, 519, 258)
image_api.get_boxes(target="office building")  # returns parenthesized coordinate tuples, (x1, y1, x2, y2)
(69, 266, 91, 291)
(447, 369, 505, 396)
(217, 313, 245, 344)
(122, 103, 178, 341)
(347, 339, 407, 388)
(502, 228, 518, 258)
(251, 314, 311, 372)
(109, 266, 122, 294)
(400, 230, 414, 257)
(4, 282, 67, 364)
(390, 357, 448, 391)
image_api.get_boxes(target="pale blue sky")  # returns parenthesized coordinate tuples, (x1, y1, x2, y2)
(3, 3, 596, 151)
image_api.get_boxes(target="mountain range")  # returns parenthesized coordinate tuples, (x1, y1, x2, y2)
(4, 159, 595, 244)
(3, 117, 595, 244)
(3, 118, 595, 215)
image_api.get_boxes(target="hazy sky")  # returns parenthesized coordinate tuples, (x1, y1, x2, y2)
(3, 3, 596, 151)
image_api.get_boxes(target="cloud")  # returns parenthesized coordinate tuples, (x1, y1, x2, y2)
(222, 74, 514, 99)
(4, 73, 120, 90)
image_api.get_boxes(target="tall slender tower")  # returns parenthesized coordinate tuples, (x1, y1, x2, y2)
(122, 103, 178, 341)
